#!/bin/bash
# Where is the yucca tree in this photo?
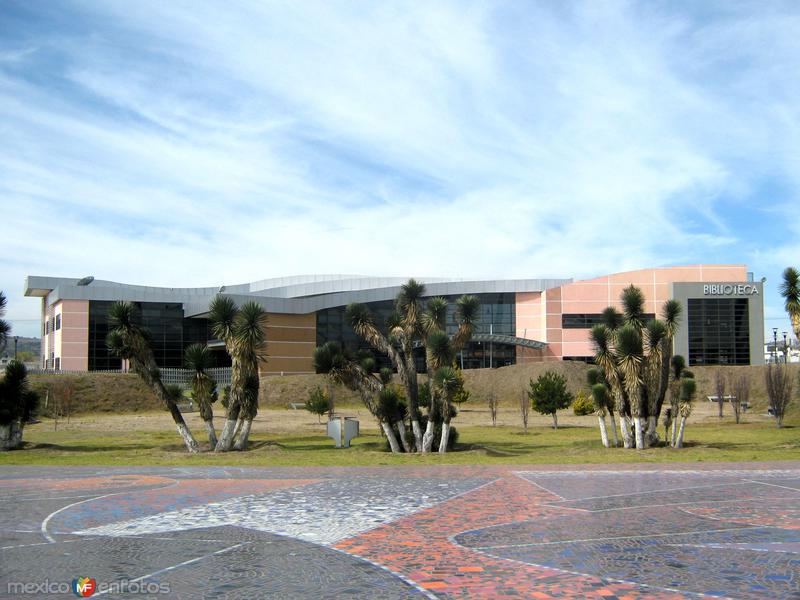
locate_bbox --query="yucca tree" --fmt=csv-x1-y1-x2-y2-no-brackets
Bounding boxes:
647,300,682,444
669,356,687,446
210,297,267,451
674,376,696,448
0,360,39,450
184,343,218,447
0,292,10,353
422,329,452,452
313,342,403,452
231,301,267,451
780,267,800,344
452,295,480,351
434,365,459,453
591,324,633,448
590,382,611,448
642,318,667,442
347,302,417,449
614,324,646,449
107,301,198,453
588,367,618,447
209,296,240,451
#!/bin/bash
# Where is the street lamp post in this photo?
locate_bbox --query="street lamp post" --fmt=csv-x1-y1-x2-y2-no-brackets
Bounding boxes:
772,328,778,363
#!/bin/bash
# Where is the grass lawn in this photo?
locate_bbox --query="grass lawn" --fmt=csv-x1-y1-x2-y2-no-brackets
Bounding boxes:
1,412,798,466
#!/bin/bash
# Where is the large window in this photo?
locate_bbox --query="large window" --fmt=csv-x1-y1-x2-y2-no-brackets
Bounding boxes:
316,293,516,371
562,313,655,329
88,302,226,370
687,298,750,365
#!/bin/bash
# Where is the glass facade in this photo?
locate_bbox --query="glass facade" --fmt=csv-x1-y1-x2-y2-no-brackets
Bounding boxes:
88,301,225,370
316,293,517,371
562,313,656,329
687,298,750,365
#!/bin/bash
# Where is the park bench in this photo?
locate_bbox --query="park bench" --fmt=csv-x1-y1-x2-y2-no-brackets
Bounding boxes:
177,401,196,413
288,402,305,410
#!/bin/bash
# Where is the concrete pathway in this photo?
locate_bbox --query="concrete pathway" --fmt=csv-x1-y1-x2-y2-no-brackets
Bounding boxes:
1,462,798,598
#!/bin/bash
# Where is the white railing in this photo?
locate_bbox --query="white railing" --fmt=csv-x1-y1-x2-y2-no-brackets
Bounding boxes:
27,367,232,388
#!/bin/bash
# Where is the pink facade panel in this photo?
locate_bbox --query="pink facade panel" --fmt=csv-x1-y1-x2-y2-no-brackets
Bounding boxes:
56,300,89,370
533,264,749,361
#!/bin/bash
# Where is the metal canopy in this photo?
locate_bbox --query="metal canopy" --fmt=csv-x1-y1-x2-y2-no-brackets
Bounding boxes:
471,333,547,349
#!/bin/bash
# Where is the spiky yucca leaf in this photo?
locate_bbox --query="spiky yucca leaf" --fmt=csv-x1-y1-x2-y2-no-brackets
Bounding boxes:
426,330,453,370
680,377,697,402
591,383,609,410
620,285,646,329
421,297,448,334
184,343,213,373
660,299,682,336
601,307,623,330
379,367,393,385
645,319,667,352
209,295,237,343
396,279,425,328
671,354,686,379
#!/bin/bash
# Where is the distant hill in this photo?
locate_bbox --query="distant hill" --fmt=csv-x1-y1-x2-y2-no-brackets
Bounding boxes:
1,336,40,359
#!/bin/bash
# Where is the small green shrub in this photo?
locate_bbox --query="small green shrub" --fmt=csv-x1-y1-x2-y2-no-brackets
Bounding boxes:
305,387,329,422
572,390,595,416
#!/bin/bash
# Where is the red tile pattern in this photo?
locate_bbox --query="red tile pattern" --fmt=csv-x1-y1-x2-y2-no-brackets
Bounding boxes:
335,475,683,599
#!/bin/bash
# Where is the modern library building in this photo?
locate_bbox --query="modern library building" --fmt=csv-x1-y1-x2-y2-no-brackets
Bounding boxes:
24,264,765,375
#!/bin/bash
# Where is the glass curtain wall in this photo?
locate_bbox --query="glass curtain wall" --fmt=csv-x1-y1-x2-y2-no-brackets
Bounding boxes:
316,293,516,371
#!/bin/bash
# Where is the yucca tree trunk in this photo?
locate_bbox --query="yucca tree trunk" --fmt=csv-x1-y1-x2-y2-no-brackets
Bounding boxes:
620,414,633,448
381,422,402,453
203,420,218,448
608,410,619,447
402,352,423,452
422,419,435,453
215,405,240,452
395,418,412,453
0,420,23,451
597,415,609,448
645,415,659,445
439,422,451,454
675,416,688,448
670,415,678,447
154,380,199,453
633,416,645,449
233,419,253,450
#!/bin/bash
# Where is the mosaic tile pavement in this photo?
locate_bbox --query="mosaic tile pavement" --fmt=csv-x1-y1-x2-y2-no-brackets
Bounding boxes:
0,463,798,598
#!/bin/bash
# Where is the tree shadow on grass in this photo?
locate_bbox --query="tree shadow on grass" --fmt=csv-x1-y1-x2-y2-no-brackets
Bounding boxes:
23,442,155,452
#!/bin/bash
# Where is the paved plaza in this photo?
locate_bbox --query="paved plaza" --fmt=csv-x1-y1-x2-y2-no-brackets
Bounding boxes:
1,463,798,599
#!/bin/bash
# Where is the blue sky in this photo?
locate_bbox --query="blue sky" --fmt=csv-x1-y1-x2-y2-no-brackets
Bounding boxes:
1,0,798,340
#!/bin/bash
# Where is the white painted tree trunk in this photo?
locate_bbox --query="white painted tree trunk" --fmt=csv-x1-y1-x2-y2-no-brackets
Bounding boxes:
676,416,687,448
411,419,423,452
609,413,619,447
204,420,218,447
176,422,199,453
233,419,253,451
439,423,451,454
396,419,411,453
634,417,644,449
552,413,558,429
215,418,238,452
421,419,435,453
620,415,632,448
597,416,609,448
381,422,401,453
670,415,678,447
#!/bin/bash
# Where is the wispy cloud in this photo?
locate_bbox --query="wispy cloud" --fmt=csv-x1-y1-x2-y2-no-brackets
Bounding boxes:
1,0,799,337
